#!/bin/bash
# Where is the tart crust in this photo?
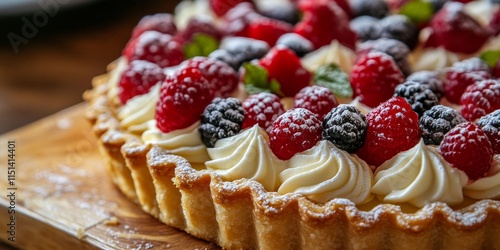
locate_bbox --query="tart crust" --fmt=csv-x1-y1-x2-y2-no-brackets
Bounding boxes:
84,63,500,250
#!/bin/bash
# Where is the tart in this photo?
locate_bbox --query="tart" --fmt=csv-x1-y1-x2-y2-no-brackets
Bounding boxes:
84,0,500,249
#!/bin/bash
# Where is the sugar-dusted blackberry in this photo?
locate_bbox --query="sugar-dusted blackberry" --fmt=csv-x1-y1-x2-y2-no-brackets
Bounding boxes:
350,16,382,42
395,81,439,117
419,105,466,145
220,37,270,68
379,14,419,50
477,110,500,154
357,38,411,76
322,105,367,153
350,0,389,19
452,58,491,73
209,49,240,71
260,3,300,25
406,70,444,100
199,97,245,147
276,33,314,57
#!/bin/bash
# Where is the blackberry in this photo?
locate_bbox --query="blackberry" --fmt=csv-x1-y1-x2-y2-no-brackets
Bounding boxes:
406,70,444,100
209,49,240,71
322,105,367,153
394,81,439,117
350,0,389,19
452,58,491,73
350,16,382,42
220,37,270,69
199,98,245,147
260,3,300,25
379,15,419,50
419,105,466,145
358,38,411,75
276,33,314,57
477,110,500,154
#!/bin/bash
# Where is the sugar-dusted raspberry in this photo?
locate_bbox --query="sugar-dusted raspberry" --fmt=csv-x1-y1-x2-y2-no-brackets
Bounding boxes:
350,16,382,42
406,70,443,100
350,0,389,18
155,68,214,133
460,79,500,121
443,69,491,104
394,81,439,117
221,2,262,37
242,92,284,131
124,31,184,68
440,122,493,180
269,108,322,160
199,98,245,147
248,18,294,46
131,13,177,39
181,57,239,97
178,17,223,44
419,105,466,145
477,110,500,154
350,51,405,108
210,0,254,17
452,58,491,73
357,38,411,76
276,33,314,57
293,86,339,119
322,105,367,153
356,97,421,167
118,60,166,104
379,15,419,50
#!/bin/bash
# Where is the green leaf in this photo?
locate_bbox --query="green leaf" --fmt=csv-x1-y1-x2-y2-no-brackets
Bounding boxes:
480,50,500,68
242,63,284,97
400,0,434,24
183,33,219,59
314,64,353,98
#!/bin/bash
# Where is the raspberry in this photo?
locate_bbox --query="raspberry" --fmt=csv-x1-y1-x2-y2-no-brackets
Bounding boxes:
181,57,239,97
242,92,284,131
419,105,466,145
220,36,270,69
460,79,500,121
350,51,405,108
406,70,443,100
269,108,322,160
357,38,411,76
221,2,262,37
210,0,254,17
124,31,184,68
293,86,339,119
356,97,421,167
477,110,500,154
259,46,312,97
155,68,214,133
440,122,493,180
199,98,245,147
178,17,223,43
276,33,314,57
452,58,491,73
248,18,294,46
394,81,439,117
350,0,389,18
350,16,382,42
494,60,500,79
131,13,177,39
322,105,367,153
118,60,166,104
443,69,491,104
379,14,419,50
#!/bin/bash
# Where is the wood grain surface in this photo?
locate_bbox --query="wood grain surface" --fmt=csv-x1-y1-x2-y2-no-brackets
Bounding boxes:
0,104,220,250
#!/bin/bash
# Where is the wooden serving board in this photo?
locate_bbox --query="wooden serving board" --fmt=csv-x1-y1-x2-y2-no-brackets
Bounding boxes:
0,103,220,250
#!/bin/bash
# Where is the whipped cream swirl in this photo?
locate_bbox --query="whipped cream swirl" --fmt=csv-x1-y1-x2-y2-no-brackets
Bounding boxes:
301,40,356,73
464,155,500,200
278,140,373,204
206,125,285,191
372,140,467,207
118,83,160,133
106,57,128,104
409,47,460,72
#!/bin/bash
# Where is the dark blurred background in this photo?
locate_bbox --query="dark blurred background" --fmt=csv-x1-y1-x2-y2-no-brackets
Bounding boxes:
0,0,180,134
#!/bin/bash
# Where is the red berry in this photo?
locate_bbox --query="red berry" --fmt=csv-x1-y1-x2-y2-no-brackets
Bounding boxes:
425,2,491,54
269,108,322,160
210,0,254,17
443,69,491,104
242,92,284,131
440,122,493,180
118,60,166,104
490,8,500,36
124,31,184,68
493,60,500,79
178,17,223,43
356,97,421,167
181,57,239,97
221,2,262,37
131,13,177,39
155,68,214,133
460,79,500,121
248,18,293,46
259,46,312,97
350,51,405,108
293,86,338,119
477,110,500,155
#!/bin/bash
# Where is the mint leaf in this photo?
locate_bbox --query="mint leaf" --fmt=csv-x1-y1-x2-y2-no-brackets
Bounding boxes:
314,64,352,98
480,50,500,68
400,0,434,24
243,63,284,96
184,33,219,59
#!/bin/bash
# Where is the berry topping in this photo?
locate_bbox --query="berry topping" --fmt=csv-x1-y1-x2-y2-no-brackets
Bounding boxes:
199,97,245,147
155,68,214,133
259,46,312,97
131,13,177,39
210,0,254,17
269,108,322,160
477,110,500,154
209,49,240,71
260,3,300,25
242,92,284,131
181,57,239,97
440,122,493,180
220,37,270,69
322,105,367,153
460,79,500,121
394,81,439,117
350,51,405,108
350,16,382,42
293,86,339,119
357,38,411,76
452,58,491,73
406,70,444,100
248,18,294,46
118,60,166,104
124,31,184,68
178,17,223,44
490,8,500,36
221,2,261,37
419,105,466,145
443,69,491,104
494,59,500,79
350,0,389,18
357,97,421,167
276,33,314,57
379,14,419,50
